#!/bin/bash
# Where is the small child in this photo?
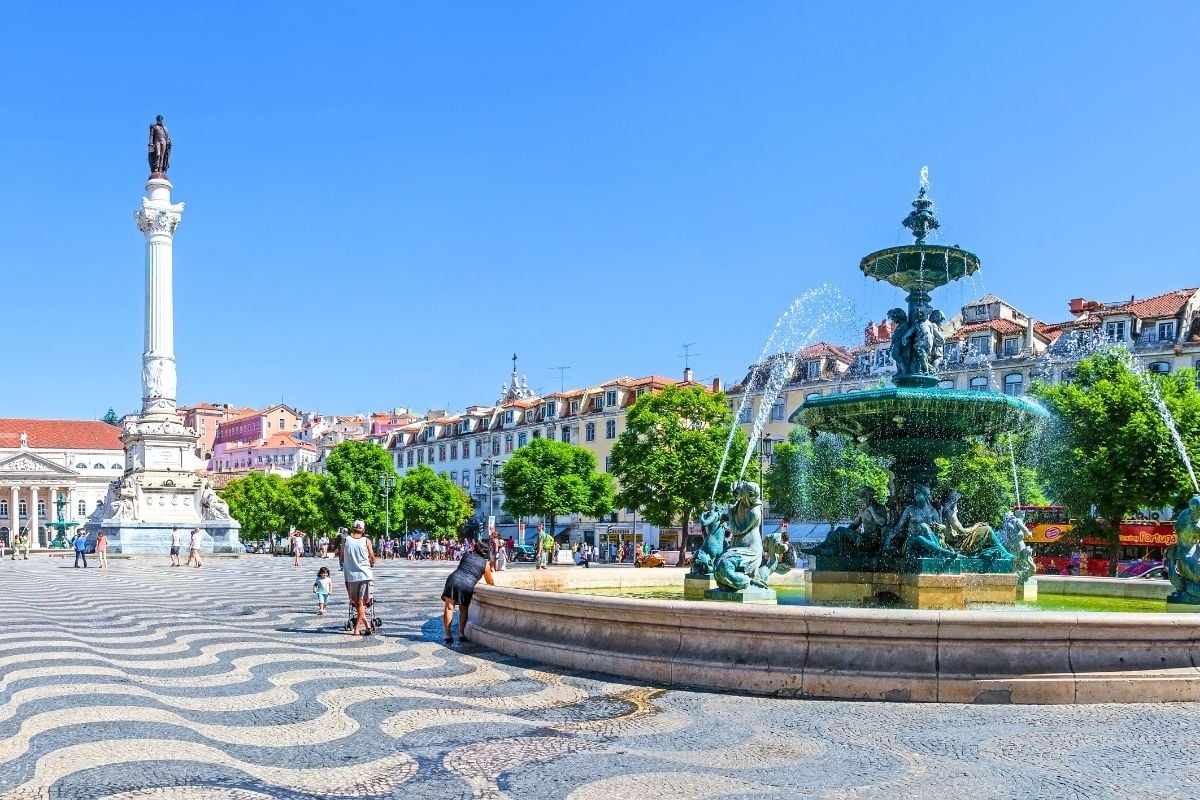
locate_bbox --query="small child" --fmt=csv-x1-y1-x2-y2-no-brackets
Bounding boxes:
312,566,332,615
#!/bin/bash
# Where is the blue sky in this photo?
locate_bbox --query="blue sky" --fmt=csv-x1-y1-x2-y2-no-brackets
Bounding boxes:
3,2,1197,419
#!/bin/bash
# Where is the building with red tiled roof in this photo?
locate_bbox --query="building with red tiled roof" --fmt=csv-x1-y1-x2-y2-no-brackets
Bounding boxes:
211,431,317,478
0,418,128,548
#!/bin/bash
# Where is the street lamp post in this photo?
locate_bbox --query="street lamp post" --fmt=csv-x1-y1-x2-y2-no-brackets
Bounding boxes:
478,458,497,535
379,473,396,542
758,434,777,517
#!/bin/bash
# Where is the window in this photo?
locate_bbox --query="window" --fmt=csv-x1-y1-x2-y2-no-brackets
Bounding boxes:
462,470,470,487
0,500,6,517
75,462,86,469
1003,338,1019,357
517,432,527,448
505,435,513,453
492,437,500,456
450,471,458,483
546,401,556,419
636,388,647,397
1158,321,1177,342
407,451,414,466
450,444,458,460
504,410,514,424
570,400,580,414
278,418,285,430
770,399,785,421
806,361,820,381
435,446,443,461
1003,373,1024,396
805,392,822,400
945,342,961,363
1106,320,1127,342
459,421,469,435
937,380,955,389
532,430,541,439
37,500,45,517
605,390,618,407
738,406,752,424
605,419,616,439
475,439,484,457
93,463,103,469
525,410,534,422
585,422,596,442
970,335,990,356
417,450,424,464
592,397,603,411
110,463,121,470
969,376,989,391
427,447,434,463
561,427,571,443
604,456,611,472
1148,361,1171,374
875,349,891,366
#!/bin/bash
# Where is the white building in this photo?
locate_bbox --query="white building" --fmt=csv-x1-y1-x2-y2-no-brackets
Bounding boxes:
0,419,125,547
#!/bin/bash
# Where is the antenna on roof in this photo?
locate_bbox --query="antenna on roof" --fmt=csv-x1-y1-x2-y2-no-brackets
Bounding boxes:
679,343,701,370
552,366,571,393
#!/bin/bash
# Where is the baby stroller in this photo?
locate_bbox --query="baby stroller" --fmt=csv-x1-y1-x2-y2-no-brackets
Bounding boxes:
344,581,383,635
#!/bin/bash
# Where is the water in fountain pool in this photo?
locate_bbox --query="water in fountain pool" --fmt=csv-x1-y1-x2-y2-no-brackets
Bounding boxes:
565,585,1167,613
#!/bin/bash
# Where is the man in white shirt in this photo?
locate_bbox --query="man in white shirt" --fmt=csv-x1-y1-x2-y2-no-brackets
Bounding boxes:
169,526,182,567
186,527,204,568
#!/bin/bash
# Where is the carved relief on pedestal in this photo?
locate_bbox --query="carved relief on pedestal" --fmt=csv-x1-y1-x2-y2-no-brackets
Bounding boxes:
142,355,178,411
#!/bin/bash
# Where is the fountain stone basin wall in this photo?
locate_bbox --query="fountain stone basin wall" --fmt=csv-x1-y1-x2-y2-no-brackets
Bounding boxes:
468,569,1200,704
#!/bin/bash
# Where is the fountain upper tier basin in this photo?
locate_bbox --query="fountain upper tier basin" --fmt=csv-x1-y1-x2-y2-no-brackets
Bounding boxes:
860,243,980,293
790,387,1049,458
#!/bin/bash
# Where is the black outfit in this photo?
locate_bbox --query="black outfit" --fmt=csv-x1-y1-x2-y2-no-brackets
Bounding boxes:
442,551,488,607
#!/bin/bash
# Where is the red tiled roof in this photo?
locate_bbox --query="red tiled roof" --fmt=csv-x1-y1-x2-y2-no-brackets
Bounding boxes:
261,432,316,451
798,343,853,363
0,419,123,450
1106,288,1198,319
950,319,1026,339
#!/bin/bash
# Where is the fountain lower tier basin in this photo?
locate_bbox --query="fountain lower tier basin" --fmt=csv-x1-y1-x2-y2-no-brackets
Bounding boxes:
790,387,1048,457
860,243,980,293
468,568,1200,704
807,569,1017,609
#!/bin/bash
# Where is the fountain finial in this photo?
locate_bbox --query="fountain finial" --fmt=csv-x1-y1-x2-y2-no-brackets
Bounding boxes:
902,169,939,244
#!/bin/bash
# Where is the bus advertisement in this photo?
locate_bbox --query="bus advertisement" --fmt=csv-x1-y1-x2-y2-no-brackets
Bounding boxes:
1016,505,1174,576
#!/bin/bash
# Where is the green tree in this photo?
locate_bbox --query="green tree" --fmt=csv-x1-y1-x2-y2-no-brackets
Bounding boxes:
220,472,287,540
498,438,615,537
936,438,1046,527
398,464,474,538
323,440,403,534
281,471,329,536
763,428,808,521
804,432,890,526
1032,351,1200,574
609,384,746,565
101,408,120,426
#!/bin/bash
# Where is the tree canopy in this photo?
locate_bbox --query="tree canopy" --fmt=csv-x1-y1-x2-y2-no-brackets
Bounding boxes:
398,464,474,538
101,408,120,426
322,441,403,534
219,471,287,539
766,429,889,526
1032,351,1200,572
498,438,614,530
936,438,1046,526
609,385,746,562
281,470,328,534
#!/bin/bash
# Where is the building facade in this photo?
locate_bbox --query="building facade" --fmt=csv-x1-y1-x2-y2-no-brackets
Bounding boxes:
0,419,125,547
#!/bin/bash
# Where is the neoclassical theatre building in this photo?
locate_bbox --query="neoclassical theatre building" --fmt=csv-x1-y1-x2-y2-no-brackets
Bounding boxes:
0,419,124,547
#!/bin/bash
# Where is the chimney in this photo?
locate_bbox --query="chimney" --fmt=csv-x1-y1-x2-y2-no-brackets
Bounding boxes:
711,377,723,394
1069,298,1086,315
1023,316,1035,351
683,366,693,383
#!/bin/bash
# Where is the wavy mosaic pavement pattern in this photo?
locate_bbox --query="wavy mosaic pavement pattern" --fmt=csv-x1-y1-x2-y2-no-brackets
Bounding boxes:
0,558,1197,799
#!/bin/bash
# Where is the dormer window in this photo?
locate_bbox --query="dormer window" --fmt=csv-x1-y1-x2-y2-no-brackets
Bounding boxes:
605,390,618,407
806,361,820,381
1105,321,1126,342
545,401,556,419
970,335,991,356
504,410,514,424
1003,338,1019,357
570,400,580,414
1158,321,1177,342
592,397,603,411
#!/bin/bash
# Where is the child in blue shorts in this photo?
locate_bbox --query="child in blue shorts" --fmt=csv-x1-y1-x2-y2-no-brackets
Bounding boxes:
313,566,332,615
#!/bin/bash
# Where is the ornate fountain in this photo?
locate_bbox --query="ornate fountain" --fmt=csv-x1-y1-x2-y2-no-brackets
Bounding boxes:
789,177,1047,608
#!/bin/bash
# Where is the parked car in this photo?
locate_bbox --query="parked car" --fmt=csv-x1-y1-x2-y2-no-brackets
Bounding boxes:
1118,560,1163,579
512,544,537,562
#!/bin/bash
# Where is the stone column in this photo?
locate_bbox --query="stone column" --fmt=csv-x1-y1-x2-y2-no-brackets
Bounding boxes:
8,486,16,544
49,487,58,542
134,179,184,417
29,488,39,549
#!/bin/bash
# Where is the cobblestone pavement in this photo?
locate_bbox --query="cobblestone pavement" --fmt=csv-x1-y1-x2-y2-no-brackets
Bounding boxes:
0,556,1197,799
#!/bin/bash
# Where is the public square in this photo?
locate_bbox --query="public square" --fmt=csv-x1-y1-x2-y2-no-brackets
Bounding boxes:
0,555,1194,800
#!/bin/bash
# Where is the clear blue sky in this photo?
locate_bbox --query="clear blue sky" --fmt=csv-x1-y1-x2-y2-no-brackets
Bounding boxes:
3,2,1197,419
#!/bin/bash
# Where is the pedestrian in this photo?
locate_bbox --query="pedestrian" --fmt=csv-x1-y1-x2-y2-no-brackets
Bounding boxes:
14,528,29,560
72,529,88,568
574,544,590,568
336,527,348,571
169,526,182,567
383,537,394,560
96,530,109,569
291,530,305,567
186,527,204,568
343,520,376,636
317,534,329,558
536,523,555,569
440,537,495,644
312,565,332,615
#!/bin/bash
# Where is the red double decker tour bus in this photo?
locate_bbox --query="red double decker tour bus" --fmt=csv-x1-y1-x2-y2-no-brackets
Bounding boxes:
1016,504,1174,576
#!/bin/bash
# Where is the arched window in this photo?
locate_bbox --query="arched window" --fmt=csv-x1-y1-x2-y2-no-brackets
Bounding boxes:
75,463,86,469
806,392,822,400
78,500,86,516
969,376,989,391
111,464,121,470
0,500,7,517
1003,373,1024,396
1148,361,1171,374
93,463,104,469
937,380,955,390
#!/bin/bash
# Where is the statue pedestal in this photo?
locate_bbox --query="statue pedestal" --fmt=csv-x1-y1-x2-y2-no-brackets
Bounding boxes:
1166,601,1200,613
684,576,717,598
702,587,777,604
99,521,241,555
1017,578,1038,602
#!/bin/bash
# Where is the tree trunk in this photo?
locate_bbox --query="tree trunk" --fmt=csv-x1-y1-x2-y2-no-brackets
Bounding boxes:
677,509,691,567
1107,526,1121,577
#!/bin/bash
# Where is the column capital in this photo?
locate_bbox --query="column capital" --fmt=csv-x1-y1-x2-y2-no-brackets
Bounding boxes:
135,196,184,237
